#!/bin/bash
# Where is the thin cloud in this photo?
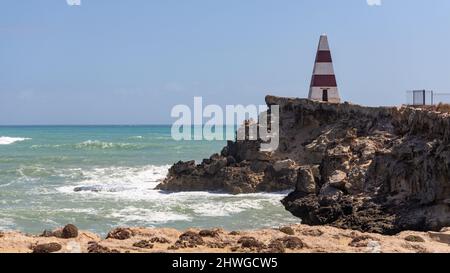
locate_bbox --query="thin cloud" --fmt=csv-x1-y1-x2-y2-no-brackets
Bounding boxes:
66,0,81,6
367,0,382,6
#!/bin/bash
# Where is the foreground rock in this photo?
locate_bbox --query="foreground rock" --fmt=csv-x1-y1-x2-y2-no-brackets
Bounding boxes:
158,96,450,234
0,224,448,253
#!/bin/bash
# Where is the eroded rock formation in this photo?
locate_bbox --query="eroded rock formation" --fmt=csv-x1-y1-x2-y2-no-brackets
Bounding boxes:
157,96,450,234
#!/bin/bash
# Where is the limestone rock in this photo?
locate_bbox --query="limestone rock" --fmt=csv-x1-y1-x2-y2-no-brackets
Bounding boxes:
273,159,296,172
106,228,134,240
296,166,316,194
158,95,450,234
170,160,196,175
32,243,62,253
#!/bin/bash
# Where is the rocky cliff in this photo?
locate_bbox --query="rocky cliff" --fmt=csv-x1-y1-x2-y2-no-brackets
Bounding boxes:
157,96,450,234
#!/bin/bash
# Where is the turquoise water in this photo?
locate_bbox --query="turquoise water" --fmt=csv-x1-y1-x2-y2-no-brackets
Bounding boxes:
0,126,298,235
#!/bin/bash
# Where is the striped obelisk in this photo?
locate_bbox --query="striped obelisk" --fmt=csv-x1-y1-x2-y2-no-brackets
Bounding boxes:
308,34,341,103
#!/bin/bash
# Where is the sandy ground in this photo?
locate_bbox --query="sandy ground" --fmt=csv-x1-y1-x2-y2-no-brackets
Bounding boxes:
0,224,449,253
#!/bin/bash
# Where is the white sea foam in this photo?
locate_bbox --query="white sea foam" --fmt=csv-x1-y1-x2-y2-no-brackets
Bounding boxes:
57,208,98,214
128,136,144,139
0,136,31,145
75,140,137,150
190,199,266,217
56,165,170,198
53,164,293,226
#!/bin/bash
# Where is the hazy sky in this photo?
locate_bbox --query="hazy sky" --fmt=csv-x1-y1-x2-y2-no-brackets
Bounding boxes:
1,0,450,125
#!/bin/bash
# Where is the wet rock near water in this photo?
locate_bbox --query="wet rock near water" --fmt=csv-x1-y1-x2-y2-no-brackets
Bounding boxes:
62,224,78,239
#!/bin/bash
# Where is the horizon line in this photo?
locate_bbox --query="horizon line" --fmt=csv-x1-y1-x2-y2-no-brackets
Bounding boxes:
0,124,239,127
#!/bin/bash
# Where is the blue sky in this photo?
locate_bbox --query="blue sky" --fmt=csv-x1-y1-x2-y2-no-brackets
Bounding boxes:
1,0,450,125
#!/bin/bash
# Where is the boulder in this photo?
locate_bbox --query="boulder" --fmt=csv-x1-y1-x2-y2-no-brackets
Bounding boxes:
62,224,78,239
175,231,204,247
296,167,316,194
32,243,62,253
106,228,134,240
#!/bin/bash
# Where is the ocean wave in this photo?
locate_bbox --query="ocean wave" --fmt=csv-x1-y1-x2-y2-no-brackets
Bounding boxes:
52,164,295,225
128,136,144,140
190,199,267,217
56,165,170,197
74,140,139,150
30,140,171,150
108,207,191,225
0,136,31,145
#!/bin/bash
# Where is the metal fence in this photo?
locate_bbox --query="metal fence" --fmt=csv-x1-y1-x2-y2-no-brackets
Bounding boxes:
406,90,450,106
406,90,434,106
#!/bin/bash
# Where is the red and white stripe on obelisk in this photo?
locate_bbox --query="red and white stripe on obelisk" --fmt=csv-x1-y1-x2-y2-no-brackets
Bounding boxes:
308,34,341,103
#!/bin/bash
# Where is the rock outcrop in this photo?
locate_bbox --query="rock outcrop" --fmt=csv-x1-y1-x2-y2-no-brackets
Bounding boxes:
157,147,299,194
271,96,450,234
158,95,450,234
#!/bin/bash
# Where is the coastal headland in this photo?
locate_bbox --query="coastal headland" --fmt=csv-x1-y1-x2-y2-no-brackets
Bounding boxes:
1,96,450,253
159,95,450,235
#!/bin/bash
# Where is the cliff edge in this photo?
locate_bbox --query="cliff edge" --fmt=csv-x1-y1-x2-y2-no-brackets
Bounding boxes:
157,96,450,234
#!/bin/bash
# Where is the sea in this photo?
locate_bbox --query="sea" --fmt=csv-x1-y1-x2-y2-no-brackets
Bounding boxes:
0,126,299,235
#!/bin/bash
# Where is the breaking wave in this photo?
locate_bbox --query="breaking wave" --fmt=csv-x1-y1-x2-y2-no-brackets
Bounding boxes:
31,140,161,150
74,140,139,150
0,136,31,145
54,164,292,226
56,165,170,197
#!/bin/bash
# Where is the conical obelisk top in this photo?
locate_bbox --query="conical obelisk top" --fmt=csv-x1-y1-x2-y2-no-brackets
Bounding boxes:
308,34,341,103
318,34,330,51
